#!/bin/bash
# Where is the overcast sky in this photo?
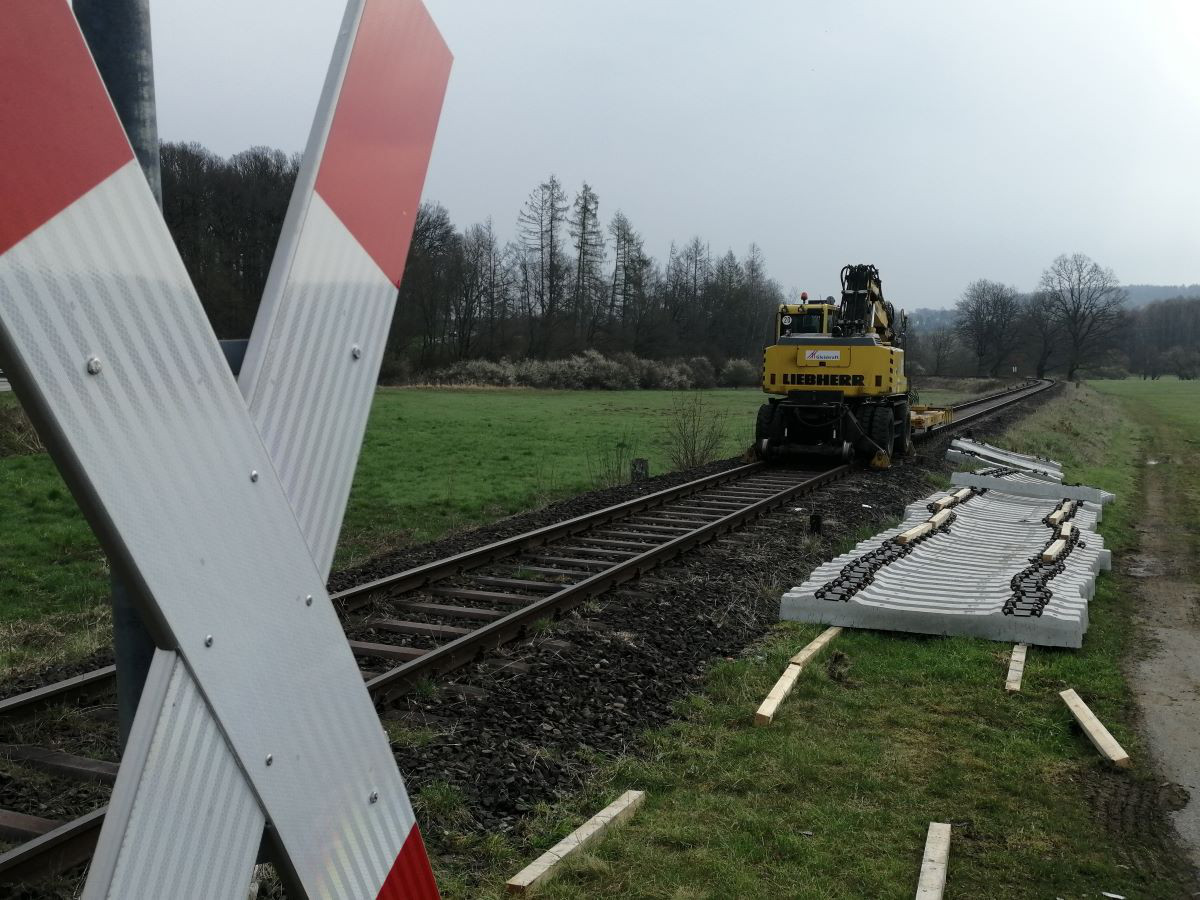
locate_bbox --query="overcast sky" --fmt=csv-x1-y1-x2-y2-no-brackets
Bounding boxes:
151,0,1200,307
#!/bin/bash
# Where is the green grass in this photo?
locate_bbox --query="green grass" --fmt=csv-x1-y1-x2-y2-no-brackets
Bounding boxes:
440,384,1196,898
0,388,762,672
337,387,762,566
1090,377,1200,539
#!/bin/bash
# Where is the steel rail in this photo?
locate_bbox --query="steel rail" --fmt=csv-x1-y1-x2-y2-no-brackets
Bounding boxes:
330,461,768,608
364,464,851,699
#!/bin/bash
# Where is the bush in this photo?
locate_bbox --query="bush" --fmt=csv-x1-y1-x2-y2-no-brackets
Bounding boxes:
428,358,516,386
719,358,758,388
568,349,638,390
0,400,45,457
417,352,744,390
378,351,411,385
684,356,717,389
665,393,728,470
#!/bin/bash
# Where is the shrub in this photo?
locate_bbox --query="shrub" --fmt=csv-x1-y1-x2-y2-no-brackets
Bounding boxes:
568,349,638,390
666,393,728,470
684,356,717,389
428,358,515,386
0,400,45,457
719,358,758,388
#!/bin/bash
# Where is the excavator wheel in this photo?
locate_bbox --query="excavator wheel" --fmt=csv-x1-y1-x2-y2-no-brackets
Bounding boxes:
893,401,913,457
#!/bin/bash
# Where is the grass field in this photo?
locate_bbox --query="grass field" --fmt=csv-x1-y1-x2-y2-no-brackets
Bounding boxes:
448,381,1200,898
0,388,762,672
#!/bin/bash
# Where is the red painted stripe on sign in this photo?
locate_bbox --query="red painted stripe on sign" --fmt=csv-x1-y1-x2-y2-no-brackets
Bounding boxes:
375,825,439,899
0,0,134,257
315,0,451,286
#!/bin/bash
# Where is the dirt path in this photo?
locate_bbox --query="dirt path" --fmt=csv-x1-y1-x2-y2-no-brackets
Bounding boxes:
1128,456,1200,871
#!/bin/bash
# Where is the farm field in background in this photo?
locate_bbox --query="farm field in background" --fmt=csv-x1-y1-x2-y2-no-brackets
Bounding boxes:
338,387,762,565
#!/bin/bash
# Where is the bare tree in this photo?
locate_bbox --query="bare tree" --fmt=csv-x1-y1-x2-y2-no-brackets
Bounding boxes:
954,279,1023,375
1019,292,1060,378
1038,253,1127,380
927,328,956,376
568,182,606,345
517,175,569,356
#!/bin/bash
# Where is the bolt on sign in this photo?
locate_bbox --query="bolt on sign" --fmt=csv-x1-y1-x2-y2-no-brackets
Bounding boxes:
0,2,450,898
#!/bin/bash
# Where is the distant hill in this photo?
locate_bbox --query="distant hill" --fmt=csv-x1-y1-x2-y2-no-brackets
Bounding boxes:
1122,284,1200,307
907,308,956,330
909,286,1200,323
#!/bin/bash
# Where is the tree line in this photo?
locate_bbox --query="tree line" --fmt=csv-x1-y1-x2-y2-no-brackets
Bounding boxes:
907,253,1200,381
160,142,783,381
160,142,1197,384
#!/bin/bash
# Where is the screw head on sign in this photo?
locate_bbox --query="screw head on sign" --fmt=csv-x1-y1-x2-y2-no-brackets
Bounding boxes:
204,635,213,647
250,470,259,483
351,345,362,360
369,791,379,804
305,595,313,606
265,754,273,766
85,357,102,375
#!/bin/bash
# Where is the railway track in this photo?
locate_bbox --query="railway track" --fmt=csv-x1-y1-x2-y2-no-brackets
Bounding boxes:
0,378,1054,885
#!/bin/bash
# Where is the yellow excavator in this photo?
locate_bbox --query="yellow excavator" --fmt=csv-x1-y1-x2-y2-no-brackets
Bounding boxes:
756,264,917,468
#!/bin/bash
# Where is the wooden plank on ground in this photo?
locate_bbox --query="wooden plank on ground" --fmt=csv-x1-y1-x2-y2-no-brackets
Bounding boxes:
506,790,644,894
931,495,954,511
1059,522,1073,539
952,487,973,502
754,627,842,726
789,626,843,667
915,821,951,899
1060,688,1131,768
1005,643,1027,693
1042,539,1066,563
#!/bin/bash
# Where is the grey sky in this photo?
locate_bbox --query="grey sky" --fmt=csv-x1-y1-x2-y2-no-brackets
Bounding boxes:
151,0,1200,307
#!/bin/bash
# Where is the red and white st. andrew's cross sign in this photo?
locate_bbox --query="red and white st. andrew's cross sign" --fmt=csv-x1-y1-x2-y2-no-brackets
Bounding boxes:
0,2,450,897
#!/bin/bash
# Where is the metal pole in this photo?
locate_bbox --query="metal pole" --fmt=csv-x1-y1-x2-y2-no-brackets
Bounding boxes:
74,0,162,207
73,0,162,746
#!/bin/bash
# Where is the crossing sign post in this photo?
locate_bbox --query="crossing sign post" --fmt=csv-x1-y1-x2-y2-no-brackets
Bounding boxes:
0,1,450,896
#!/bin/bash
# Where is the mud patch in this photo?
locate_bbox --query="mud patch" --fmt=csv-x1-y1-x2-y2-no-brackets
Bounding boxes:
1083,771,1194,882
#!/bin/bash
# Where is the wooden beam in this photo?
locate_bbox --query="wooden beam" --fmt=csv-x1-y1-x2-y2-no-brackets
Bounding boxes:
0,809,62,841
754,627,842,726
789,626,843,667
1041,539,1066,563
394,600,504,622
506,790,645,894
0,744,118,784
1059,522,1073,539
371,619,471,639
1005,643,1027,693
347,641,426,662
952,487,973,502
931,495,954,511
896,522,933,545
915,822,951,899
1059,689,1131,768
928,508,952,529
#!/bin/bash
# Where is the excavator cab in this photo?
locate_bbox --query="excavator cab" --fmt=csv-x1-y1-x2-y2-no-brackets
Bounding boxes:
777,304,834,339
